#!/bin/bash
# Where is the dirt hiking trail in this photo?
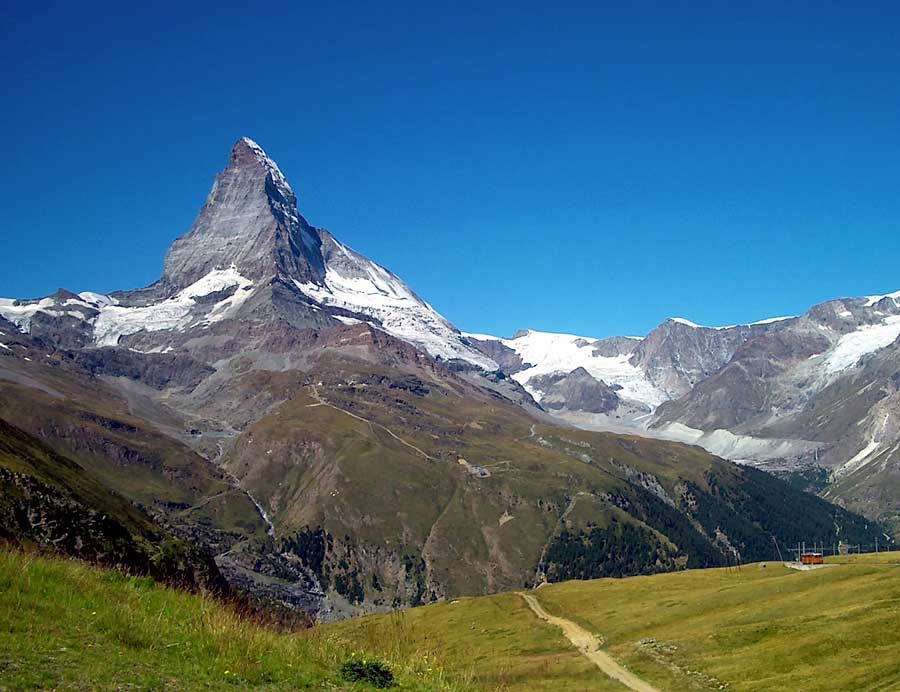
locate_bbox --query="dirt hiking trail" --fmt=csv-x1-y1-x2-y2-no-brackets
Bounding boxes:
518,591,660,692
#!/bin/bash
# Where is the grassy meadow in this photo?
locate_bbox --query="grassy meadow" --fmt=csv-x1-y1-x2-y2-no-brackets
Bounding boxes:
0,548,453,691
4,547,900,690
328,552,900,691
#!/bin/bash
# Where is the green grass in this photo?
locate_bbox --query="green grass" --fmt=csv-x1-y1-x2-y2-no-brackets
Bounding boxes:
0,548,455,691
327,593,610,691
7,547,900,691
328,553,900,691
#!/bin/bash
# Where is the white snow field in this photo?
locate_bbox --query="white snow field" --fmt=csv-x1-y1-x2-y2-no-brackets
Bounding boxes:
464,329,667,409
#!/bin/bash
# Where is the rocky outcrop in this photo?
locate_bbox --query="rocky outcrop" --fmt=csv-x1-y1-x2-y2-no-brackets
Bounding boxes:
629,320,772,398
592,336,639,358
465,335,530,374
529,367,621,413
653,326,835,431
71,347,215,390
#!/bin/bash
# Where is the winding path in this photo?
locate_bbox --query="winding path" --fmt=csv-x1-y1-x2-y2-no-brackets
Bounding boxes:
517,592,660,692
308,387,435,461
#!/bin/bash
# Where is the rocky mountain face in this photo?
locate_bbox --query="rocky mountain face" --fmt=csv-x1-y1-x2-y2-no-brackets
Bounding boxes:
0,137,892,620
528,367,621,413
162,137,326,292
471,295,900,530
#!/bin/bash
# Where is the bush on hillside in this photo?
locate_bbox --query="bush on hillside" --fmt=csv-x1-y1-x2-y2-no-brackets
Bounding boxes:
340,658,395,688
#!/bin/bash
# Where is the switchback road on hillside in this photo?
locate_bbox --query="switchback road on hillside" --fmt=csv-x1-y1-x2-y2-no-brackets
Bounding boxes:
517,592,660,692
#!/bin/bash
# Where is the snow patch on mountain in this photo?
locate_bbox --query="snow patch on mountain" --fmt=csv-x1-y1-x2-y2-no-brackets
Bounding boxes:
93,266,254,346
78,292,118,307
836,440,882,478
823,315,900,373
865,289,900,307
669,315,795,330
0,297,58,332
295,236,496,370
483,329,668,408
750,315,796,325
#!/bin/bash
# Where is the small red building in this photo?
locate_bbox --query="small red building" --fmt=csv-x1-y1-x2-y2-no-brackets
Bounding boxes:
801,552,824,565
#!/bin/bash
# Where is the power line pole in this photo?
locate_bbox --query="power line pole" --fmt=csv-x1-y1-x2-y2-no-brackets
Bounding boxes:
773,536,785,562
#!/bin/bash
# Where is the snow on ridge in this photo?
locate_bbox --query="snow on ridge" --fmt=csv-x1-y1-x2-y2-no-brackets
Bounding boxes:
669,317,740,330
464,329,644,343
508,327,604,343
865,289,900,307
750,315,796,325
238,137,292,195
670,317,706,328
669,314,797,330
93,266,254,346
461,331,501,342
294,240,496,370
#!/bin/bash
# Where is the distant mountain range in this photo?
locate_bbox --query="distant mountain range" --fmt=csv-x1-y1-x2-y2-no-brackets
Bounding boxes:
0,138,892,619
465,289,900,528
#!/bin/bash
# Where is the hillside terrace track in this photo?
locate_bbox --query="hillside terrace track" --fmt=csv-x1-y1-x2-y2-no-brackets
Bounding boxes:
518,591,660,692
308,387,436,461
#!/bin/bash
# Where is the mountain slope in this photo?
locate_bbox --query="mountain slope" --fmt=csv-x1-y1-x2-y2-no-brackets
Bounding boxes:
0,548,454,691
218,351,882,617
0,419,225,590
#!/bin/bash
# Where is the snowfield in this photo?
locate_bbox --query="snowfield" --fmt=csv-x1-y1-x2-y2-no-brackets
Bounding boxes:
865,290,900,307
0,266,255,348
822,314,900,373
0,297,68,332
93,266,254,346
466,329,669,409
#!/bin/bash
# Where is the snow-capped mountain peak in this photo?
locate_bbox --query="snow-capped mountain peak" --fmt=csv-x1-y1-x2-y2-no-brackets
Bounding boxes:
0,138,494,370
232,136,293,196
161,137,325,293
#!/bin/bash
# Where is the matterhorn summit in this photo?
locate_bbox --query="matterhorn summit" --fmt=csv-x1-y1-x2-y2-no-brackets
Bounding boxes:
0,138,495,368
162,137,326,292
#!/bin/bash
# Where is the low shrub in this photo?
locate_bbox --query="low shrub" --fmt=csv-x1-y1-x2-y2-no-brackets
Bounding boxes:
340,657,395,688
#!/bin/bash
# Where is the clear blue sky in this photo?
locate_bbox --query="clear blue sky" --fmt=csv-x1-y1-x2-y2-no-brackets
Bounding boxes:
3,2,900,338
